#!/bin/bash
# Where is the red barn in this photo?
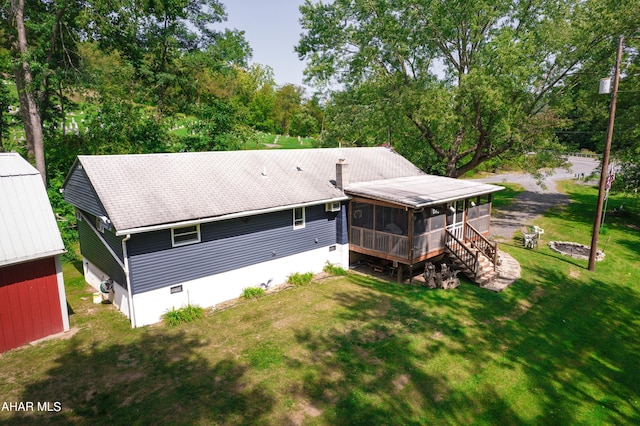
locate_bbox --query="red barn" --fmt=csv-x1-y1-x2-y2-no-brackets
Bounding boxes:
0,153,69,353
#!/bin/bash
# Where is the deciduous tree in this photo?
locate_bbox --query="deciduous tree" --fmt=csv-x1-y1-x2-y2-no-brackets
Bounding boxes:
6,0,46,181
274,84,303,135
85,0,250,116
2,0,84,182
297,0,639,176
0,80,16,152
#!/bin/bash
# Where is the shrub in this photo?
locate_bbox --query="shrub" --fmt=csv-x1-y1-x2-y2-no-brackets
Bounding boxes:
242,287,266,299
47,173,79,262
162,304,204,326
287,272,314,286
323,261,347,276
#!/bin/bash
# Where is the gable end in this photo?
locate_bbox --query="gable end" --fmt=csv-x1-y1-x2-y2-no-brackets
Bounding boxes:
63,162,108,219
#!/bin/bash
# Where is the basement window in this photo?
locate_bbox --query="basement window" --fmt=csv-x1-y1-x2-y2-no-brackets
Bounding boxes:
293,207,305,229
172,224,201,247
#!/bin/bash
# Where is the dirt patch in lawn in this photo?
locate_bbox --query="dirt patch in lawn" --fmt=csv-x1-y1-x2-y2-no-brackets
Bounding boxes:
290,401,323,425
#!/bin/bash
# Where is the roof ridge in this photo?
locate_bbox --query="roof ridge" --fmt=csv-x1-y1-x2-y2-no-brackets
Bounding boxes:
67,146,423,231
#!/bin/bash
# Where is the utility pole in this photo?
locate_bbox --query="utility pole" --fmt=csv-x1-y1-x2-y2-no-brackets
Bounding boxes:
588,36,624,271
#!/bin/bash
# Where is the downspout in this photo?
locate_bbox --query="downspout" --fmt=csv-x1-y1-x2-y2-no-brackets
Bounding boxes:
337,159,350,269
122,234,136,328
408,208,414,284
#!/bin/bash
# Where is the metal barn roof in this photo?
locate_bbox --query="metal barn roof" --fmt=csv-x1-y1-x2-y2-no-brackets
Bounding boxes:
0,153,65,267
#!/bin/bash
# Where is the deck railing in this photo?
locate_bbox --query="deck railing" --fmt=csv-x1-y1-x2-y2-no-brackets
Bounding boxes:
351,227,409,258
412,230,445,258
445,229,479,276
464,223,498,269
350,211,496,269
466,215,490,234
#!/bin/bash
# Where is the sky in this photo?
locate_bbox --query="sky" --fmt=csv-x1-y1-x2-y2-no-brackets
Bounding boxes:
219,0,308,88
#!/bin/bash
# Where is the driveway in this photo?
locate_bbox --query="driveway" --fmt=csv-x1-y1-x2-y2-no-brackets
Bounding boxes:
472,156,600,240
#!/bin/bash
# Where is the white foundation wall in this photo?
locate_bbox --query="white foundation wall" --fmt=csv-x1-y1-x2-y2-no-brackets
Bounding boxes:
132,243,349,327
82,257,131,319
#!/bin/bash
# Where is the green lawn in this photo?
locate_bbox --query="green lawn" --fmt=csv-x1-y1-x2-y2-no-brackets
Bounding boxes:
243,132,317,150
490,182,525,210
1,183,639,425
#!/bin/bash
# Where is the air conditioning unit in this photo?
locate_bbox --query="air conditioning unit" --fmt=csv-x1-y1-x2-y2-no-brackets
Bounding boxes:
325,201,341,212
96,215,112,233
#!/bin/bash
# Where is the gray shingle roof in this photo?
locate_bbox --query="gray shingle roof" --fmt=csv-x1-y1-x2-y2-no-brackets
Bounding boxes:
74,147,424,232
0,153,65,267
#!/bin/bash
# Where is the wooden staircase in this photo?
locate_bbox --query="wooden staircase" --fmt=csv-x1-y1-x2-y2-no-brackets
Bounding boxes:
444,224,499,286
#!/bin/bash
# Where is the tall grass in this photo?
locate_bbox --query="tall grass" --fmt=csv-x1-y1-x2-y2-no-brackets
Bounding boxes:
323,261,347,276
287,271,314,286
242,287,266,299
162,304,204,326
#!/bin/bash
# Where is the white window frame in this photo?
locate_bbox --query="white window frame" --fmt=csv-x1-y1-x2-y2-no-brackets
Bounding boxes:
293,207,305,230
171,224,201,247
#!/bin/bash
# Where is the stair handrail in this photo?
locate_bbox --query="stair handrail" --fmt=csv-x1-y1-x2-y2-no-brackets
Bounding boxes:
445,229,479,275
464,223,498,270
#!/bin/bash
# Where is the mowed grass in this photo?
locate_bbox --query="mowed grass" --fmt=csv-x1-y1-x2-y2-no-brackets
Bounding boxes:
1,184,639,425
243,132,317,150
490,182,525,210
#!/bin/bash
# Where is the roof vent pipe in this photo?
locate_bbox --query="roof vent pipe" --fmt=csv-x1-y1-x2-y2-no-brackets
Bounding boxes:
336,159,349,190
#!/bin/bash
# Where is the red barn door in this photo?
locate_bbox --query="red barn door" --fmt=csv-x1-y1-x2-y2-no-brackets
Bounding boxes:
0,257,64,353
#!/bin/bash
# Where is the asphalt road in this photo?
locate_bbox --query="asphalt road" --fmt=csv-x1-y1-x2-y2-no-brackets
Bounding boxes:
472,156,601,240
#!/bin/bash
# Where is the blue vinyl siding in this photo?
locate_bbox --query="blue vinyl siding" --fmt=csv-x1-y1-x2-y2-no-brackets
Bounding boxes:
127,205,336,295
63,164,107,218
83,212,124,260
336,203,348,244
78,218,126,287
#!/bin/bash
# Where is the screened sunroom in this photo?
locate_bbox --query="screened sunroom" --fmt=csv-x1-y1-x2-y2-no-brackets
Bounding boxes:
345,175,502,268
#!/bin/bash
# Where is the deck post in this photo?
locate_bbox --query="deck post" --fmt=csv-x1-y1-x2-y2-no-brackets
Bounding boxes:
408,209,414,284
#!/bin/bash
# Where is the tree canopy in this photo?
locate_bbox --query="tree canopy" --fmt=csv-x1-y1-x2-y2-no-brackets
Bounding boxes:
1,0,323,183
2,0,639,194
297,0,640,177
